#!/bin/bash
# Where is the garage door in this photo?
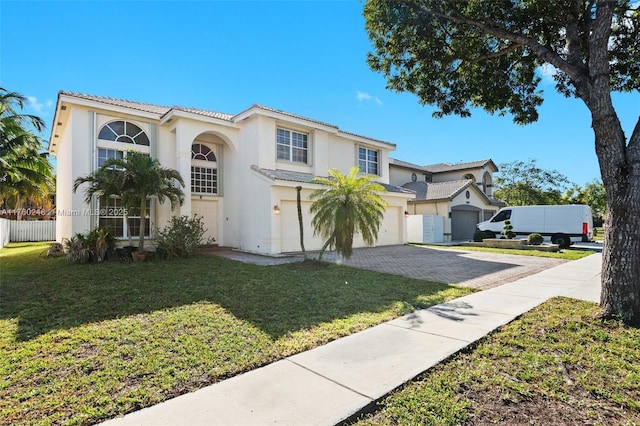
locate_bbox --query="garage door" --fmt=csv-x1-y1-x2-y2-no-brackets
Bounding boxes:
191,199,218,244
280,200,318,252
376,206,402,246
451,208,479,241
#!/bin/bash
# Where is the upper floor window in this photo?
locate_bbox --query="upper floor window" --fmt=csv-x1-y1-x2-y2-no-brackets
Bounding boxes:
358,147,379,175
192,143,217,161
191,143,218,195
277,128,308,163
97,148,124,168
98,120,150,146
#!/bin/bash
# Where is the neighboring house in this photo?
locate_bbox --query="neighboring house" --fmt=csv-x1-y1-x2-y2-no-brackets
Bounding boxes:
389,158,505,241
49,91,414,255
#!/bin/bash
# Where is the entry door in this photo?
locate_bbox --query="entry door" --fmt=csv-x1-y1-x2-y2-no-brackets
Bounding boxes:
191,199,218,244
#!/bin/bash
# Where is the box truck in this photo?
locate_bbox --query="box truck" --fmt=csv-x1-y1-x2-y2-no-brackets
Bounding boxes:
476,205,593,248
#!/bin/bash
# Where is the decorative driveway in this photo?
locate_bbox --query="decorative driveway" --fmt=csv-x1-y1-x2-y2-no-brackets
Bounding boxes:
211,245,569,290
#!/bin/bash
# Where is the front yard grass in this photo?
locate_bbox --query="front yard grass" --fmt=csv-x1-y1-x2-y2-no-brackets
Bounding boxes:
416,244,594,260
356,297,640,426
0,242,472,425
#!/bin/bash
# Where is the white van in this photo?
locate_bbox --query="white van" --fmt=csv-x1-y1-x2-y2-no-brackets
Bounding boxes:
476,205,593,248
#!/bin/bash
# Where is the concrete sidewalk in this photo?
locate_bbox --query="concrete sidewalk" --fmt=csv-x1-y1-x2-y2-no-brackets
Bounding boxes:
101,253,602,426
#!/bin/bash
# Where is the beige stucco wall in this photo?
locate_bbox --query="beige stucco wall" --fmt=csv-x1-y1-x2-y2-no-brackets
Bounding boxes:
389,166,429,187
53,99,406,254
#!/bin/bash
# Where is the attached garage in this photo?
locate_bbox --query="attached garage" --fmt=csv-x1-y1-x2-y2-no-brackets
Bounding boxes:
279,200,316,253
376,206,403,246
451,206,481,241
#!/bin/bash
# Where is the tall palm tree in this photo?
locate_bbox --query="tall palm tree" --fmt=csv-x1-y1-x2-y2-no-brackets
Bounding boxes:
310,167,387,260
73,150,185,251
0,88,54,213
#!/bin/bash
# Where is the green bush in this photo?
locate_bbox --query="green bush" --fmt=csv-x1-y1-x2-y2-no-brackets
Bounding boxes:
527,233,544,245
502,219,516,239
85,227,116,261
473,230,490,242
63,233,92,264
155,215,208,259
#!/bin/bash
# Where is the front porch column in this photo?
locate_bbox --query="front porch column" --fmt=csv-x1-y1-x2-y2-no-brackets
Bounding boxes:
175,125,192,217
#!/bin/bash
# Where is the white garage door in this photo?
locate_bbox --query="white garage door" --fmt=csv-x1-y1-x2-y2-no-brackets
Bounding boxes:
191,199,218,244
281,202,403,252
376,206,402,246
280,200,318,253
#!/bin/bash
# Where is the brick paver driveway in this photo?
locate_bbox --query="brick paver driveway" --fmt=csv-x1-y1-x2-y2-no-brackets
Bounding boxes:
213,245,568,290
318,245,567,290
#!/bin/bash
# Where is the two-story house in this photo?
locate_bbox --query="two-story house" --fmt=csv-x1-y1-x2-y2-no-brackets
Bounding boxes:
49,91,414,255
389,158,505,241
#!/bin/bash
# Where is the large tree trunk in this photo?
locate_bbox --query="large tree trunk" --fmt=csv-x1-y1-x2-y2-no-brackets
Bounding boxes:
595,115,640,326
582,1,640,326
588,79,640,325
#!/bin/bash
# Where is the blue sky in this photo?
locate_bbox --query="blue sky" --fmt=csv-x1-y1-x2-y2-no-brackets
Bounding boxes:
1,0,637,187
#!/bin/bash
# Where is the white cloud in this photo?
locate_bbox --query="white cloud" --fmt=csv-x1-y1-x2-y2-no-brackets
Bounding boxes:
539,63,558,83
356,91,383,106
26,96,54,114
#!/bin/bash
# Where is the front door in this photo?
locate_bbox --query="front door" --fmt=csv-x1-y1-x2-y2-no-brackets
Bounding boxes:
191,198,218,245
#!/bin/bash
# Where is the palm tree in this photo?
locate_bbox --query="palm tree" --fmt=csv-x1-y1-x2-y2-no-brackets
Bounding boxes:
0,88,54,213
310,167,387,260
73,150,185,252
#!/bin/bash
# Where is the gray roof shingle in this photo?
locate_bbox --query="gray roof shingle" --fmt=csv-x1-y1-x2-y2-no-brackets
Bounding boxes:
402,179,473,200
423,159,496,173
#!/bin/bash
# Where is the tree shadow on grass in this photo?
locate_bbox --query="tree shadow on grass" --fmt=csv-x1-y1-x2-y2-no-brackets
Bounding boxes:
0,245,524,342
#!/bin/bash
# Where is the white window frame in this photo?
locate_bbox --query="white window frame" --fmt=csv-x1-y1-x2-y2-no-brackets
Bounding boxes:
276,128,309,164
358,146,379,175
191,143,219,195
98,197,152,240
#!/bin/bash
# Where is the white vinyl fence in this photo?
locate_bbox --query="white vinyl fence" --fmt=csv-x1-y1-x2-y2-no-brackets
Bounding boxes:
0,220,56,248
0,218,9,249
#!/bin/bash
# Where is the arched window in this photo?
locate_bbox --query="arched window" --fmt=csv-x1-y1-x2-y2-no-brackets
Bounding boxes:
191,144,218,195
192,144,217,161
463,173,476,181
482,172,493,196
98,120,150,146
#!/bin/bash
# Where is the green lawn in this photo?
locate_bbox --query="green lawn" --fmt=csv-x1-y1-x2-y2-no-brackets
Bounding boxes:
357,297,640,425
0,242,472,425
416,243,595,260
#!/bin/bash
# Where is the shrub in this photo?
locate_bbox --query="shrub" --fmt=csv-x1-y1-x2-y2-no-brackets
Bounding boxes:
501,219,516,239
156,215,208,259
63,233,92,264
85,227,116,261
473,230,490,242
527,233,544,245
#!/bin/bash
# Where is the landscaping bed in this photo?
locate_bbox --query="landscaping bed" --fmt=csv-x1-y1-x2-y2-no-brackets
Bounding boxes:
461,239,560,252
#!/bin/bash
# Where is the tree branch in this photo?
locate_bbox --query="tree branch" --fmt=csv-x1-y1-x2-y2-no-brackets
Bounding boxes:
397,0,589,88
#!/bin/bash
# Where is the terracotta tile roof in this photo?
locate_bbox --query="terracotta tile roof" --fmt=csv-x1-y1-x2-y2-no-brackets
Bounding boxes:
59,91,237,121
57,92,392,145
241,104,338,129
240,105,395,147
251,166,414,194
59,91,172,115
172,106,234,121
